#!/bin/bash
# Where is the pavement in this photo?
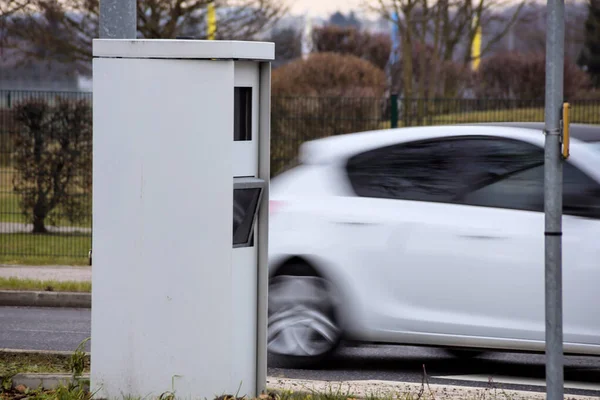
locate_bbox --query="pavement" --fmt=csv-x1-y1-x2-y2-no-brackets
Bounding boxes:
266,377,600,400
0,264,91,282
0,306,90,351
0,222,91,234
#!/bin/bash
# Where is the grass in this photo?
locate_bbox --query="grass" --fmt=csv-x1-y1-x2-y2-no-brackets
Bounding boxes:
0,351,89,376
0,277,91,292
0,167,90,266
1,340,91,400
0,233,90,266
0,192,25,225
0,167,92,228
379,103,600,129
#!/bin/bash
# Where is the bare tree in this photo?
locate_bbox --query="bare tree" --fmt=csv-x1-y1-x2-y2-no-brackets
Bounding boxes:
578,0,600,86
495,1,587,63
458,0,527,65
364,0,526,97
0,0,29,20
0,0,30,46
268,26,302,68
5,0,287,75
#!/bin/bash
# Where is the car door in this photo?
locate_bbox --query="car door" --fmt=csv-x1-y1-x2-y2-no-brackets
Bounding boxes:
338,134,600,348
454,159,600,347
340,135,546,343
556,159,600,348
395,136,600,346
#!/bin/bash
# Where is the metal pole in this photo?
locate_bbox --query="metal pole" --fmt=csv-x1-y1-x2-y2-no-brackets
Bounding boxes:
100,0,137,39
391,94,398,129
544,0,565,397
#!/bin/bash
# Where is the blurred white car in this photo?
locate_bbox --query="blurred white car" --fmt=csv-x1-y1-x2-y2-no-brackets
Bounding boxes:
267,122,600,367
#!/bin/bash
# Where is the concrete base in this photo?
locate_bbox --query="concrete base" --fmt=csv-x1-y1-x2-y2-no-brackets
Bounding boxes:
11,373,90,391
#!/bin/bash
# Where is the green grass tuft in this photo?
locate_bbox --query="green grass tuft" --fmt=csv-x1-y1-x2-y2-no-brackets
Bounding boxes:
0,277,91,292
0,233,90,266
0,352,89,376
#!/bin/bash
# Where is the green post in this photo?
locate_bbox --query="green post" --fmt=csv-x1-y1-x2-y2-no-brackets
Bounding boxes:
390,93,398,128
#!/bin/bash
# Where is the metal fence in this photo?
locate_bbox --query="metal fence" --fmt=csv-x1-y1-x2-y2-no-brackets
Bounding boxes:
0,90,93,265
2,90,600,264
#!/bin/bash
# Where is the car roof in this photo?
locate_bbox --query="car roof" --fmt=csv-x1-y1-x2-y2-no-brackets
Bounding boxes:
473,122,600,142
298,123,600,165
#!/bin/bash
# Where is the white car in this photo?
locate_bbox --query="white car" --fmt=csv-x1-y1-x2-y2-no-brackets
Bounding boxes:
266,122,600,367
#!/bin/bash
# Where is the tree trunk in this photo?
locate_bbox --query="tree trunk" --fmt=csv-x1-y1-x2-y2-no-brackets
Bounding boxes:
401,30,414,126
32,214,48,233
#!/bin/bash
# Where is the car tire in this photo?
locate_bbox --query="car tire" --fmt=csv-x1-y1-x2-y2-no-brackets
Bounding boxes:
267,262,342,368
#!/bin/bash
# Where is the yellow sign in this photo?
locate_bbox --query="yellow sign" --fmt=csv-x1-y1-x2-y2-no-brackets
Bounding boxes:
471,24,482,71
562,102,570,159
207,2,216,40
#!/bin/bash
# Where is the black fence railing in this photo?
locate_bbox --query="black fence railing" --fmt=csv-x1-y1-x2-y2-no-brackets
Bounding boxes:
2,90,600,264
0,90,93,265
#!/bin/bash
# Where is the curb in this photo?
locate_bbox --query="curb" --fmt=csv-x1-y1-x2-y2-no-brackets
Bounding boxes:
0,290,91,308
11,373,90,391
0,348,79,356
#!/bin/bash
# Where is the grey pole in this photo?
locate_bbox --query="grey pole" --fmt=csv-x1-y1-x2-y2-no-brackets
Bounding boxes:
544,0,565,397
99,0,137,39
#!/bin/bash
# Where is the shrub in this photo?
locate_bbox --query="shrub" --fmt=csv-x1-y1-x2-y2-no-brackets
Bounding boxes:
0,109,18,167
12,98,92,233
475,51,592,99
272,52,387,97
312,25,392,70
271,52,387,175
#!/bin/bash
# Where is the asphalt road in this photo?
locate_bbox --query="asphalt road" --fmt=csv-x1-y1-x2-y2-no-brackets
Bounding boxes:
1,307,599,397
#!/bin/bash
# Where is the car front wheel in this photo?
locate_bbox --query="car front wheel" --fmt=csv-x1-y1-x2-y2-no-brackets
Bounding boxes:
267,270,341,367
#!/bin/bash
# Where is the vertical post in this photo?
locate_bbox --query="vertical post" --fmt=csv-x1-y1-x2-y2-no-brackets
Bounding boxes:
207,1,217,40
255,61,271,396
99,0,137,39
301,15,313,60
544,0,565,398
390,94,398,129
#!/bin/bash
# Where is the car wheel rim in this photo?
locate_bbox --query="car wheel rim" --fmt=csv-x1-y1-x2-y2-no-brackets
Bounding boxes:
268,275,340,357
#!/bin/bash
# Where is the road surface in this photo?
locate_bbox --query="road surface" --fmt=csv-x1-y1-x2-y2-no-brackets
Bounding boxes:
1,306,599,397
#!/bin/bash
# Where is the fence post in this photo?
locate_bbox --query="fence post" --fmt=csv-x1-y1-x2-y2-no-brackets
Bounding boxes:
7,91,11,109
390,93,398,128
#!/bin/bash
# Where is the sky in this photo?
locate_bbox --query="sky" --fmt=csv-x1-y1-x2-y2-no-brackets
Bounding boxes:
289,0,364,17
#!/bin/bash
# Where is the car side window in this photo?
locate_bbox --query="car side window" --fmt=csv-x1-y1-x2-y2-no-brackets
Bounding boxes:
462,161,600,218
346,134,600,217
345,136,538,203
461,165,544,212
345,138,474,202
562,165,600,218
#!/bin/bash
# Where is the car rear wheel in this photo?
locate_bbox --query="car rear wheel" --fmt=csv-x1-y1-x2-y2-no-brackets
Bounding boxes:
267,265,341,367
